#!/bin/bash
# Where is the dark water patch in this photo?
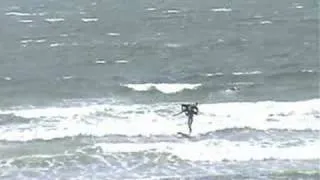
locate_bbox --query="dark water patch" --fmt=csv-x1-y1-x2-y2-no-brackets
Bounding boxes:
272,170,320,180
198,127,320,143
266,70,318,85
0,114,39,125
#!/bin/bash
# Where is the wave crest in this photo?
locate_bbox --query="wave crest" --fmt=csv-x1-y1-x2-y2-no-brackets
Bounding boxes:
0,99,319,142
123,83,202,94
95,139,320,162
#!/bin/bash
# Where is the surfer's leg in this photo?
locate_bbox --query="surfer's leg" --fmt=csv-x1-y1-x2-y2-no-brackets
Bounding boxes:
187,115,193,134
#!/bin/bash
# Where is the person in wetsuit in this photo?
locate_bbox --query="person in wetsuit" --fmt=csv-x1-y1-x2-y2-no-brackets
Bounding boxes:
174,102,199,134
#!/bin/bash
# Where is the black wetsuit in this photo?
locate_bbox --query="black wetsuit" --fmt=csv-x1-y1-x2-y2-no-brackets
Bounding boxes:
181,103,199,134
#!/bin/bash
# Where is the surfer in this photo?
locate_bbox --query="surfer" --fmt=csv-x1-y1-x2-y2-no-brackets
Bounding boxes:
174,102,199,134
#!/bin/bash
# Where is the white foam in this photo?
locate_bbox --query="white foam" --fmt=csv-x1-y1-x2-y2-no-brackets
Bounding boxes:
2,77,12,81
38,12,47,16
95,60,106,64
95,140,320,162
254,15,263,19
62,76,73,80
240,38,248,42
198,99,320,131
0,108,178,141
45,18,65,23
20,39,33,44
217,39,224,43
146,8,156,11
81,18,98,22
224,87,240,94
50,43,64,47
293,3,304,9
19,19,33,23
115,60,128,64
210,8,232,12
0,104,106,119
164,10,180,14
0,99,319,141
260,20,272,24
35,39,47,43
165,43,181,48
60,34,69,37
204,72,224,77
123,83,202,94
301,69,314,73
107,33,120,37
5,12,31,16
232,71,262,75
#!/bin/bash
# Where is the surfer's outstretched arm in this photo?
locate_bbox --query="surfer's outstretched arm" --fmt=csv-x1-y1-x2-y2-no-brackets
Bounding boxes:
173,111,183,116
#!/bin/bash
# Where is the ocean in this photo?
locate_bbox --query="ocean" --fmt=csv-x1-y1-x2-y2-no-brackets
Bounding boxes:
0,0,319,179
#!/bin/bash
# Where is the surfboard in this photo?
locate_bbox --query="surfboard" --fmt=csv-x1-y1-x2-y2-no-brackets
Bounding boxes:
177,132,192,139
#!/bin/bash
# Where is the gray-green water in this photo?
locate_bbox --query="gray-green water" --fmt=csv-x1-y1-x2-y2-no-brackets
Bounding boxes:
0,0,319,179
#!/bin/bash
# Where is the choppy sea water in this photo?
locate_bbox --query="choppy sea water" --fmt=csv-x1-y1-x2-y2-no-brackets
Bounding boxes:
0,0,319,179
